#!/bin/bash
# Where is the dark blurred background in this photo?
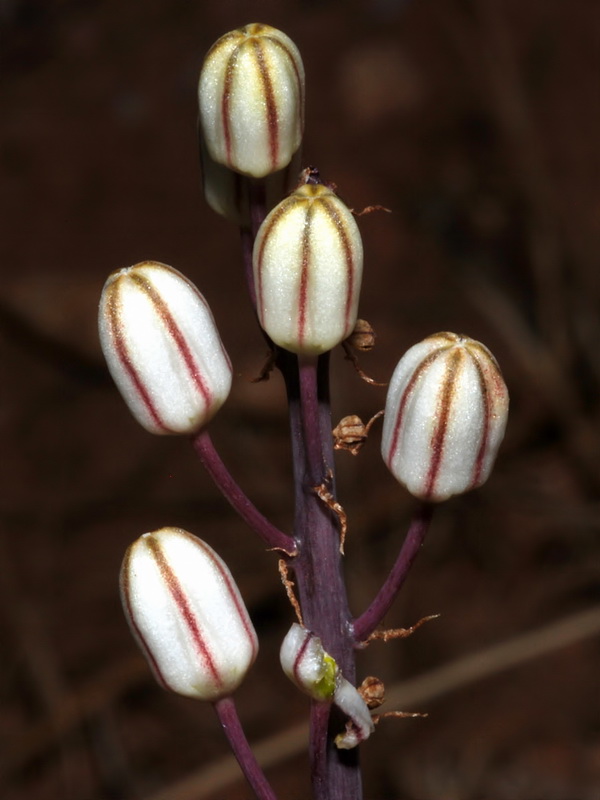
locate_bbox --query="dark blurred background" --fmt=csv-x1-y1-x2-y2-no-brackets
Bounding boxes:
1,1,599,798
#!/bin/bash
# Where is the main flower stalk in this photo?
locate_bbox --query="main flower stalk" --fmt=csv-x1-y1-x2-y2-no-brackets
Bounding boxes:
277,351,363,800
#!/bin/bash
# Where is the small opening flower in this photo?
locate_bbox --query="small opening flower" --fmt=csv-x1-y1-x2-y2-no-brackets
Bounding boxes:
280,623,375,749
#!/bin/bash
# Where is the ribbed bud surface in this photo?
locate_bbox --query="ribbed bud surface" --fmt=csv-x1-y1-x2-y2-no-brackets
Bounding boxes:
198,23,304,178
121,528,258,701
99,261,232,435
381,332,509,502
253,184,363,355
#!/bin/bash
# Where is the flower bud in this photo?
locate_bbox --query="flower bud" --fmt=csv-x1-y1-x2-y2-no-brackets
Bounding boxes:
280,623,374,749
381,332,509,502
99,261,232,435
198,24,304,178
121,527,258,701
253,184,363,355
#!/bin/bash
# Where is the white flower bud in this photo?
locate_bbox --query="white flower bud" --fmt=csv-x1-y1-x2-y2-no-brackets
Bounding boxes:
99,261,232,435
253,184,363,355
198,24,304,178
280,623,374,749
381,332,509,502
121,527,258,701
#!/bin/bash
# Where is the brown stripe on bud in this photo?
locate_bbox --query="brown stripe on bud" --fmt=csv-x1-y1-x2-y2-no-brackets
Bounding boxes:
255,194,306,316
384,344,454,469
103,277,168,433
319,197,359,335
127,271,212,408
251,37,279,172
145,534,223,690
424,346,464,499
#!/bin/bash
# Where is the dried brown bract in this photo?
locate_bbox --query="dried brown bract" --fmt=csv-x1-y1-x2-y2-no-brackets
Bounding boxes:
333,411,384,456
345,318,376,351
358,675,386,710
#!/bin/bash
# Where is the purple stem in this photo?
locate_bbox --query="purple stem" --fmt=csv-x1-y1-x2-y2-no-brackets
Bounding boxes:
240,225,258,310
249,179,267,238
279,350,362,800
191,429,295,554
352,502,434,643
298,356,324,480
309,699,333,799
239,180,267,312
213,695,279,800
243,173,362,798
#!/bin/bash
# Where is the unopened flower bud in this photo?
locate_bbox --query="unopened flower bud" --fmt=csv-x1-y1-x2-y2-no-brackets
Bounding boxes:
198,24,304,178
381,332,509,502
253,184,363,355
99,261,232,435
121,527,258,701
280,623,374,749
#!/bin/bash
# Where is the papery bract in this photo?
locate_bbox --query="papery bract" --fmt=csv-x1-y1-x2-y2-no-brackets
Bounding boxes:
381,332,509,501
121,527,258,701
198,23,304,178
253,183,363,355
99,261,231,435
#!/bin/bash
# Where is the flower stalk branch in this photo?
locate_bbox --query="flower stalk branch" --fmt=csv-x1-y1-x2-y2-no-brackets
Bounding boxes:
191,429,295,554
214,696,279,800
353,503,434,644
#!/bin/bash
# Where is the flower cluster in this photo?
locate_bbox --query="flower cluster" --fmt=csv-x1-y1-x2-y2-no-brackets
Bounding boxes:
97,20,511,800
